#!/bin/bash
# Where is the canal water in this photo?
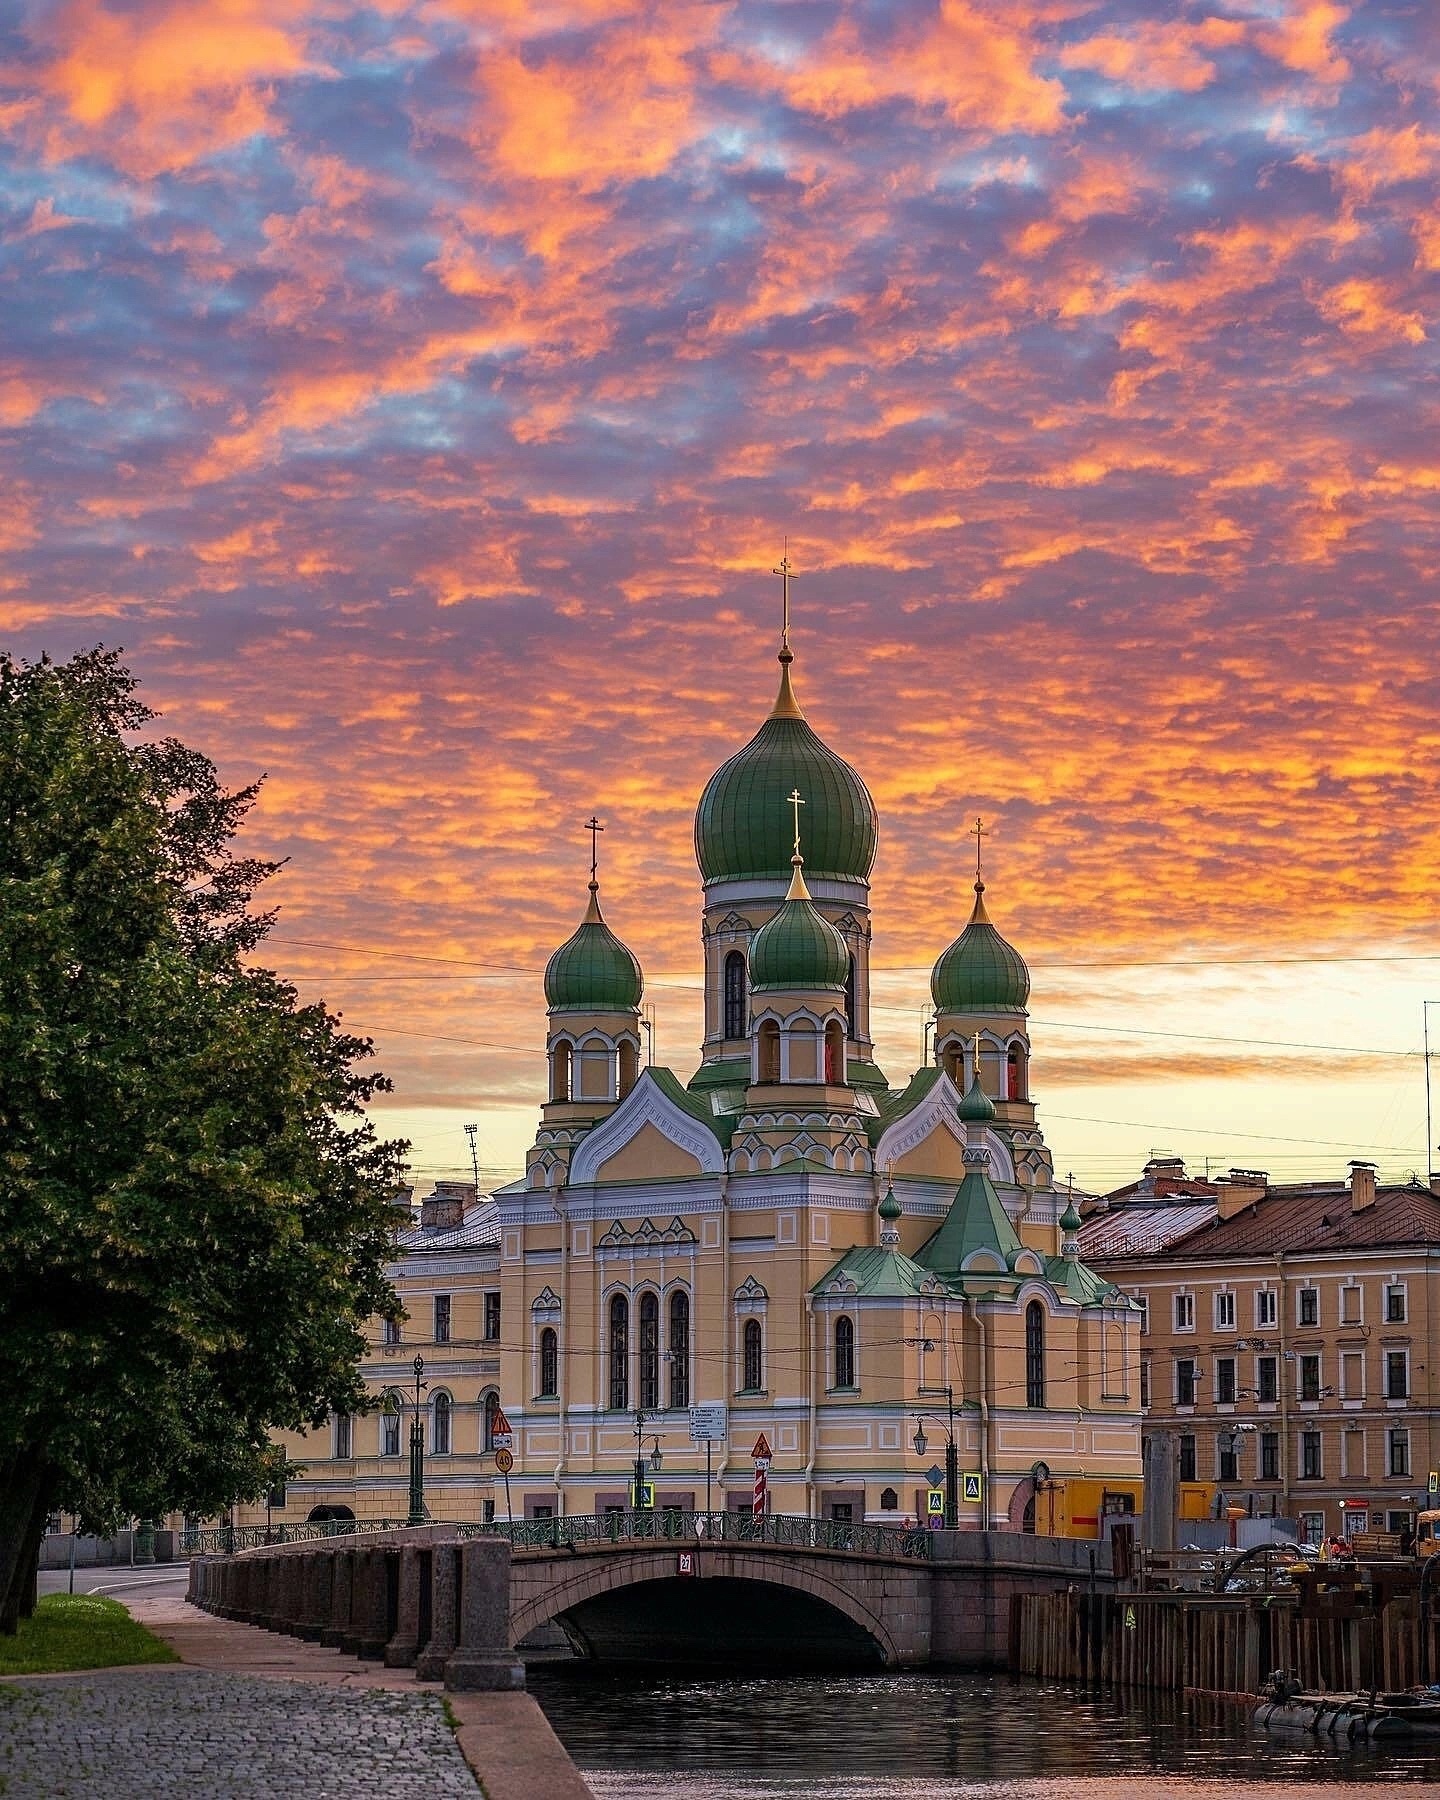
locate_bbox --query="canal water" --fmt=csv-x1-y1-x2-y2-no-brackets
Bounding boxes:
528,1668,1440,1797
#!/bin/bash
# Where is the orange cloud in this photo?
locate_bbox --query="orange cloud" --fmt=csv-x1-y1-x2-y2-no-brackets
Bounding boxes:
1059,17,1246,93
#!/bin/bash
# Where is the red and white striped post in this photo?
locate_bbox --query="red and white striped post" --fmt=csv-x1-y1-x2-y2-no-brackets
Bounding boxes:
751,1433,772,1522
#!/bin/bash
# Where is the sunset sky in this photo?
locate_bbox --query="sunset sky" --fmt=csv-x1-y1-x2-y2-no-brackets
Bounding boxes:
3,0,1438,1193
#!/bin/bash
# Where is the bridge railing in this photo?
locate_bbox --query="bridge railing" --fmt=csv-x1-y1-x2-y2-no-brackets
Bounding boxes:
178,1519,415,1556
462,1510,934,1561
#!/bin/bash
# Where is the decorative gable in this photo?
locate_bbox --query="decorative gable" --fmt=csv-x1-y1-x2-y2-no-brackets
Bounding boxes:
568,1072,726,1185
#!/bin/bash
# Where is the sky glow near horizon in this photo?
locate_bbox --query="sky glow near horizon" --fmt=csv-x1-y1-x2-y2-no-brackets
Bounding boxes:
2,0,1438,1192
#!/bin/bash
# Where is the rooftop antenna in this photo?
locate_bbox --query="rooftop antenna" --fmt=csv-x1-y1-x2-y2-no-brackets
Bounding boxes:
1426,1002,1438,1185
464,1122,480,1193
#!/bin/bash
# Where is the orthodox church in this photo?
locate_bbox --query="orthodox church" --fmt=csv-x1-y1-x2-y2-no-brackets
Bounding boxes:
481,617,1144,1531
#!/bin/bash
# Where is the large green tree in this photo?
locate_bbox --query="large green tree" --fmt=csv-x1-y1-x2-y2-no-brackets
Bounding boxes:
0,648,406,1626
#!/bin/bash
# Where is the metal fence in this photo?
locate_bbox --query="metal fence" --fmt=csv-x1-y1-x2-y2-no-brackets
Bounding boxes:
179,1518,413,1556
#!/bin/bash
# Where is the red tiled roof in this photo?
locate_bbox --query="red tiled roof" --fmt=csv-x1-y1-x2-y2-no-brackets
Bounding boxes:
1151,1183,1440,1261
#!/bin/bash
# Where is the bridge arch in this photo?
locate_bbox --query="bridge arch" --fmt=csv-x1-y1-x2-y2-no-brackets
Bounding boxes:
510,1546,912,1667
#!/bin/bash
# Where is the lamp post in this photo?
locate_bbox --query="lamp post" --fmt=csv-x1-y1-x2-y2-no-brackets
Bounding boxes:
632,1408,663,1509
912,1385,960,1529
408,1354,428,1526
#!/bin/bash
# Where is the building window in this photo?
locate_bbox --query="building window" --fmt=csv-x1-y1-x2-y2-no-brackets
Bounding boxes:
432,1392,451,1456
1025,1301,1046,1408
550,1040,572,1103
758,1019,780,1084
1341,1350,1364,1399
1006,1043,1024,1100
1388,1428,1411,1478
1298,1287,1319,1328
824,1018,845,1084
1342,1428,1365,1479
1301,1430,1322,1480
1179,1434,1196,1483
1341,1286,1362,1325
1386,1352,1408,1400
1385,1284,1407,1323
482,1390,502,1451
1139,1361,1150,1409
1300,1512,1325,1547
334,1413,352,1460
639,1291,660,1410
834,1315,856,1389
1215,1358,1236,1406
434,1295,451,1344
844,952,857,1032
618,1039,638,1098
742,1318,763,1392
723,950,747,1040
669,1292,690,1408
1174,1294,1195,1331
484,1293,501,1342
539,1327,558,1398
609,1295,629,1410
1214,1292,1236,1330
382,1317,402,1347
1260,1431,1280,1480
1218,1439,1239,1484
1176,1358,1197,1408
1135,1295,1149,1336
880,1487,898,1511
382,1392,402,1457
1257,1356,1277,1403
1256,1290,1277,1328
1300,1355,1321,1402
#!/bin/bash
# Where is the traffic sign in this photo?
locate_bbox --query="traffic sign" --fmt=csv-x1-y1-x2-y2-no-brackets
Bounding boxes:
631,1481,655,1509
1124,1604,1137,1631
926,1463,945,1489
677,1551,696,1577
494,1448,514,1474
962,1472,983,1504
1430,1469,1439,1496
751,1433,772,1462
689,1405,728,1442
926,1488,944,1517
490,1403,514,1452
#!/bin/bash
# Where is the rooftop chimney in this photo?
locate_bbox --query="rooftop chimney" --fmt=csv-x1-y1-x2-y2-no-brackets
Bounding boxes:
1349,1161,1377,1212
420,1181,470,1230
1215,1169,1267,1219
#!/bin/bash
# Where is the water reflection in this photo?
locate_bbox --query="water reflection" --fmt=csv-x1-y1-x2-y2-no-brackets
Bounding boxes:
529,1668,1440,1796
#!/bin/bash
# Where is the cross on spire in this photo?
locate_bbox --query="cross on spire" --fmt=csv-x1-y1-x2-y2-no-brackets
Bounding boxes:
787,787,805,861
586,815,604,887
971,815,988,885
772,539,798,655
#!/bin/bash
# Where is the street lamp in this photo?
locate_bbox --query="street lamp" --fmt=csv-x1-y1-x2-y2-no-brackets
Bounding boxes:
408,1354,428,1526
912,1385,960,1528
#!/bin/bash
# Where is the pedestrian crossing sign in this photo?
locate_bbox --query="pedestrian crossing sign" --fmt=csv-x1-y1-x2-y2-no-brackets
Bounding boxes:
631,1482,655,1509
962,1472,983,1504
926,1488,944,1516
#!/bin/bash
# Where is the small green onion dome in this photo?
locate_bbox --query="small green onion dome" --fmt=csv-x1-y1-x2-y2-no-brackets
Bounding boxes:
749,860,850,993
695,653,877,885
957,1069,996,1123
931,880,1030,1014
878,1184,902,1222
544,884,643,1013
1060,1200,1083,1233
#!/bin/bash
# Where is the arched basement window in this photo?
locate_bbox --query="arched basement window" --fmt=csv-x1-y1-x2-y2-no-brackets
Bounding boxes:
609,1294,629,1410
550,1040,572,1103
758,1019,780,1083
432,1391,452,1455
1007,1043,1024,1101
669,1291,690,1409
1026,1301,1046,1409
724,949,748,1040
618,1038,638,1098
539,1327,558,1398
743,1317,764,1392
834,1314,855,1388
639,1291,660,1409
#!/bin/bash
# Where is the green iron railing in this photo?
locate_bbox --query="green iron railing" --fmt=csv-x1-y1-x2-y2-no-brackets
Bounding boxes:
179,1518,414,1556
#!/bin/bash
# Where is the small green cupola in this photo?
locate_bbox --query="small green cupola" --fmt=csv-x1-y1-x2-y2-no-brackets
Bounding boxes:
544,882,643,1013
749,825,849,994
932,878,1030,1015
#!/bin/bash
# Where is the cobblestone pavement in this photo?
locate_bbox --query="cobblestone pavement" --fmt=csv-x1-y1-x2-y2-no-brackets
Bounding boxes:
0,1669,481,1798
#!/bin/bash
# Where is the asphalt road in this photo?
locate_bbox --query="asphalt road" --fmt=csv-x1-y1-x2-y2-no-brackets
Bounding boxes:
38,1562,190,1599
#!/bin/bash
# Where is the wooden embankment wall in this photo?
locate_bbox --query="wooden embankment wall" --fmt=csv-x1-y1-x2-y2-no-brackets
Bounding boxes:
1012,1589,1440,1695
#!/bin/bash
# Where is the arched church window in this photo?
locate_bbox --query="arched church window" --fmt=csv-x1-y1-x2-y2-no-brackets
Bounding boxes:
843,952,857,1033
609,1295,629,1410
1007,1044,1024,1101
1026,1301,1046,1409
724,950,748,1040
432,1390,452,1455
638,1291,660,1409
483,1389,502,1450
618,1038,638,1099
743,1318,764,1392
942,1041,963,1085
669,1292,690,1409
550,1041,571,1103
824,1019,844,1085
834,1315,855,1388
758,1019,780,1083
539,1328,558,1398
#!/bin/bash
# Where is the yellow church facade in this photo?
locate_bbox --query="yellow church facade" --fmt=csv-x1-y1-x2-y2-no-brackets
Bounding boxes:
260,625,1144,1536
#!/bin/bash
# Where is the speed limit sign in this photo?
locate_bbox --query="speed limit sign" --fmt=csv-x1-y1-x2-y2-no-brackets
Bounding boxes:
494,1448,514,1474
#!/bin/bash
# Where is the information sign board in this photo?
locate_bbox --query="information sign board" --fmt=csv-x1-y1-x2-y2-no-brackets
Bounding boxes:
689,1405,728,1442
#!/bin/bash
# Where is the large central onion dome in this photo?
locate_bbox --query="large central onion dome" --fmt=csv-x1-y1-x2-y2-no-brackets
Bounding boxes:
545,883,644,1013
931,879,1031,1014
695,651,877,885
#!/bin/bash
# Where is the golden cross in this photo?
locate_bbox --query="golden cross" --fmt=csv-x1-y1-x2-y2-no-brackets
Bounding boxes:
973,1031,983,1083
772,539,798,652
586,815,604,884
787,787,805,859
971,815,988,882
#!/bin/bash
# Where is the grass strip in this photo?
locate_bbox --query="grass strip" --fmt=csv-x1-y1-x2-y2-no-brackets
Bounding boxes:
0,1593,179,1676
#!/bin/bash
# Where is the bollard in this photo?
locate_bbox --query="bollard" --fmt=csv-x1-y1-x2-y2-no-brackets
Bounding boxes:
444,1538,524,1691
260,1554,284,1631
187,1556,205,1608
416,1543,458,1680
321,1548,353,1649
384,1546,423,1668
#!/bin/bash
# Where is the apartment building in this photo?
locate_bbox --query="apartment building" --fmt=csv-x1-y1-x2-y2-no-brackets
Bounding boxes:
1081,1163,1440,1545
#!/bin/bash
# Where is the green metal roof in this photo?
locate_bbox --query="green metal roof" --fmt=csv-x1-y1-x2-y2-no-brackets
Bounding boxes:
957,1071,996,1123
645,1066,736,1149
749,878,849,993
865,1064,944,1144
687,1057,750,1093
931,882,1030,1015
544,885,643,1013
917,1166,1024,1276
811,1243,932,1298
1046,1253,1123,1307
694,660,877,885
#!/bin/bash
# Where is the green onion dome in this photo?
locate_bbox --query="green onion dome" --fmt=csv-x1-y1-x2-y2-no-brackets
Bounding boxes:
957,1069,996,1124
749,860,850,993
878,1184,902,1223
1060,1200,1083,1233
695,653,877,885
931,881,1030,1014
544,884,643,1013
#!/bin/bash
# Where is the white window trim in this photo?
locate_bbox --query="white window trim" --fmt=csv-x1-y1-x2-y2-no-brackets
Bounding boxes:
1339,1283,1364,1327
1384,1282,1408,1324
1174,1292,1196,1333
1213,1291,1236,1331
1296,1285,1321,1328
1384,1347,1410,1405
1340,1348,1366,1403
1388,1425,1412,1478
1255,1289,1278,1328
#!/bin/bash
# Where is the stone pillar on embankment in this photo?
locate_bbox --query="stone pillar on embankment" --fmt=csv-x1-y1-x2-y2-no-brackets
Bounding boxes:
929,1530,1116,1668
417,1543,459,1681
385,1546,424,1668
445,1539,525,1692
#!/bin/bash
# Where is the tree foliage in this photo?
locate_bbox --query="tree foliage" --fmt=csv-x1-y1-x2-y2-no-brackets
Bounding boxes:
0,648,406,1625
